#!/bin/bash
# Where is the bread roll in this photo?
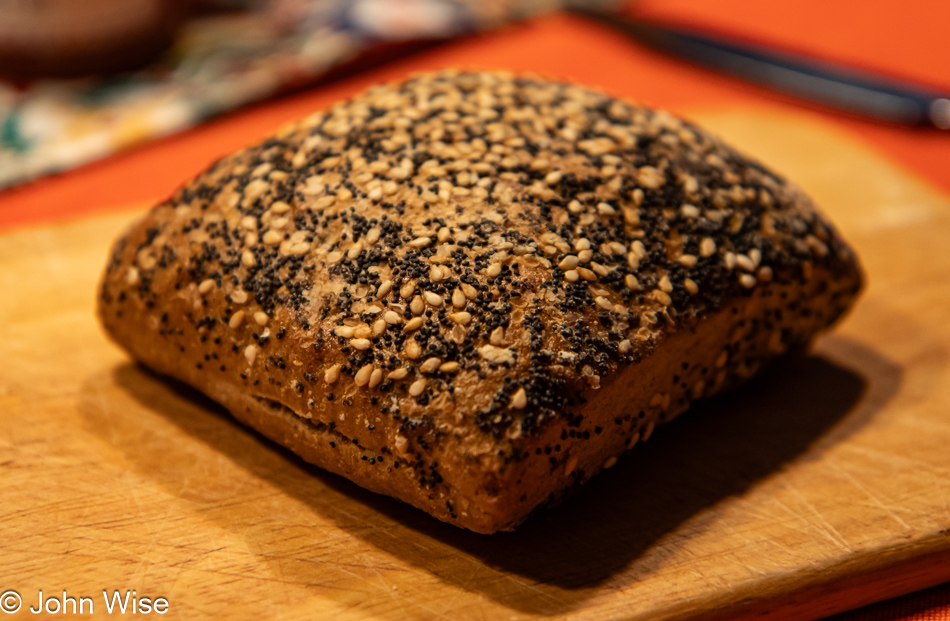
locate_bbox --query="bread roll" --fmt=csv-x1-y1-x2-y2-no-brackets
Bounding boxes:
98,70,862,533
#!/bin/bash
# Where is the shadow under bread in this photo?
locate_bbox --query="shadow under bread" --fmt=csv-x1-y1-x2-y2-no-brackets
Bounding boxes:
80,334,900,616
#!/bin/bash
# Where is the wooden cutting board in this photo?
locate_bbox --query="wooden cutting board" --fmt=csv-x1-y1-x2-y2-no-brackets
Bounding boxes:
2,108,949,621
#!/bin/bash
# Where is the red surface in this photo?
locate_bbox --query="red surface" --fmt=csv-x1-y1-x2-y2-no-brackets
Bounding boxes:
0,1,947,618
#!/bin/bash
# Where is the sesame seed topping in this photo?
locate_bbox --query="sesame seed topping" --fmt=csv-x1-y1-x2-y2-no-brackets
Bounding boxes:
244,345,258,366
324,364,341,384
229,310,245,329
387,368,408,380
631,240,646,258
423,291,444,307
351,338,372,350
409,378,427,397
439,361,460,373
334,326,354,338
478,344,514,364
198,279,215,294
511,387,528,409
403,317,424,332
286,242,310,256
420,357,442,373
716,351,729,368
558,255,579,270
736,254,755,272
450,311,473,325
253,311,269,326
680,204,700,218
597,202,616,215
638,166,663,189
576,267,596,281
354,363,374,386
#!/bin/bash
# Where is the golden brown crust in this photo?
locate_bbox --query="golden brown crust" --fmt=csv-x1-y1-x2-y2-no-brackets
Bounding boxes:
98,70,862,533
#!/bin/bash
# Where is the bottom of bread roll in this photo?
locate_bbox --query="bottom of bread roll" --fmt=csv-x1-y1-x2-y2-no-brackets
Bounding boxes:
108,265,859,534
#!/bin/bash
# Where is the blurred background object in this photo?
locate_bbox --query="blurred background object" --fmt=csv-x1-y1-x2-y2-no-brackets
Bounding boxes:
571,8,950,130
0,0,622,190
0,0,188,78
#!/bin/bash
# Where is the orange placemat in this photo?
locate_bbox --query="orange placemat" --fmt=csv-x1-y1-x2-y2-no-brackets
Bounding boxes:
832,582,950,621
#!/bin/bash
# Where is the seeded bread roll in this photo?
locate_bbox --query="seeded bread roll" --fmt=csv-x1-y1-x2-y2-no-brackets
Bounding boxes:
98,70,862,534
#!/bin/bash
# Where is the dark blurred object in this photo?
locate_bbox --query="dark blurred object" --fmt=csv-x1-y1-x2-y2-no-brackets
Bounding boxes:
190,0,262,13
0,0,188,79
572,7,950,129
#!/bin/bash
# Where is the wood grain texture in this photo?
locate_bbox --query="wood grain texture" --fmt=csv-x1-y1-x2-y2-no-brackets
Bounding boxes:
1,108,949,620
